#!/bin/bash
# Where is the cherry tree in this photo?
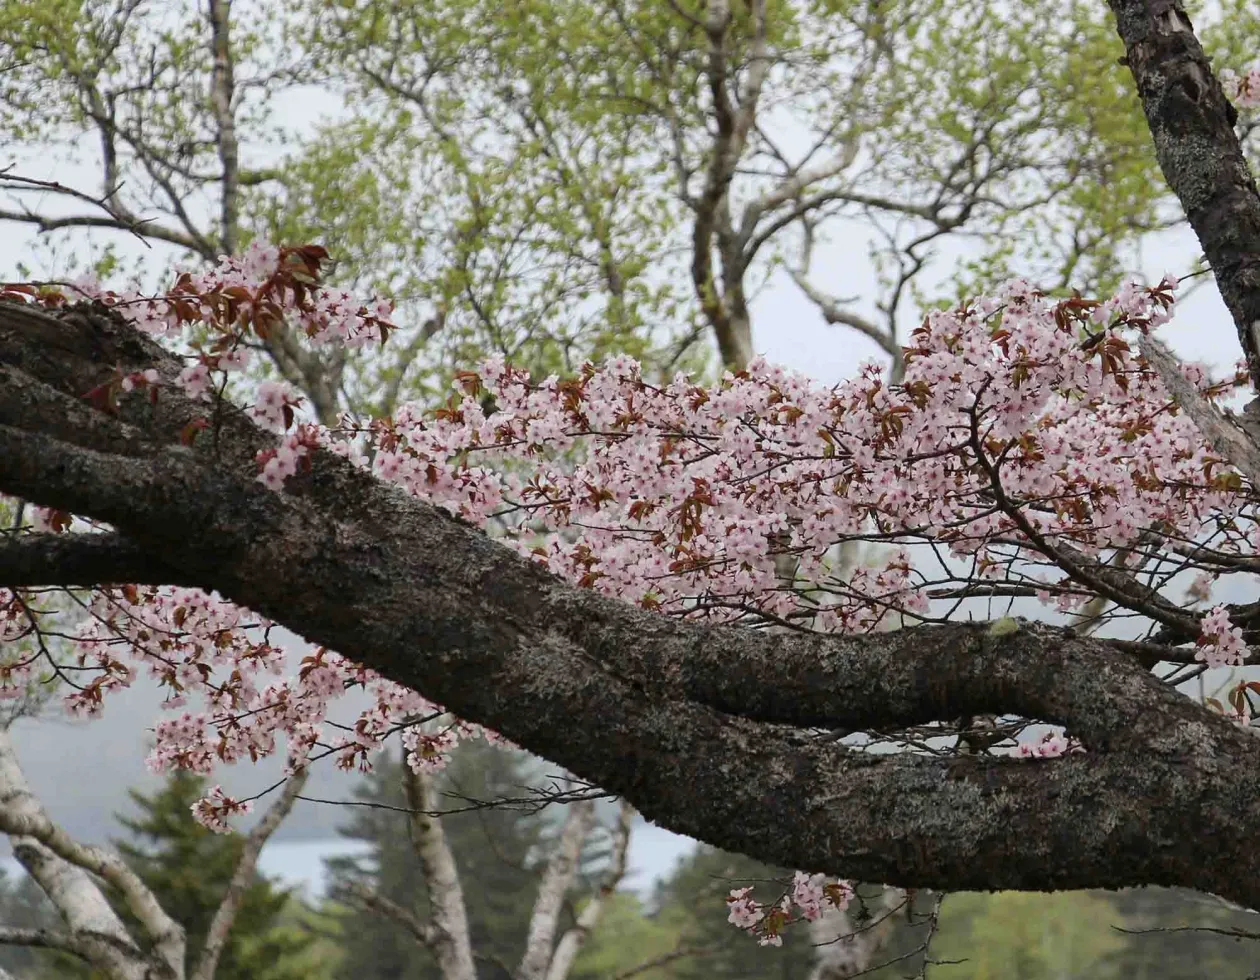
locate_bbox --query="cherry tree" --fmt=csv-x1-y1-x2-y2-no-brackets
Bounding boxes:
3,0,1260,971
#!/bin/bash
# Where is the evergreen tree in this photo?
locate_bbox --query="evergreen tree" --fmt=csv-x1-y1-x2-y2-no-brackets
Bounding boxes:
105,770,319,980
326,741,562,980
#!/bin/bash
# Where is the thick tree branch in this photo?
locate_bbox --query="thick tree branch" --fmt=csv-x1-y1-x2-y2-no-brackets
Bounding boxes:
11,838,152,980
0,923,91,959
690,0,770,370
206,0,240,256
1108,0,1260,383
0,531,190,588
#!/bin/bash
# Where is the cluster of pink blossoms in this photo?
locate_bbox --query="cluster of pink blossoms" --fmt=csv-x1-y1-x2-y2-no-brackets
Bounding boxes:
2,248,505,824
1014,732,1084,759
1223,66,1260,109
330,274,1252,660
726,873,855,946
72,241,393,348
1197,604,1250,668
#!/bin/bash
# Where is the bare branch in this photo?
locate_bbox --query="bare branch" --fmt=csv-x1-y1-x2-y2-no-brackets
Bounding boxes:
611,944,708,980
739,148,858,245
0,171,199,252
517,796,595,980
0,729,185,974
544,800,635,980
342,879,435,944
191,767,309,980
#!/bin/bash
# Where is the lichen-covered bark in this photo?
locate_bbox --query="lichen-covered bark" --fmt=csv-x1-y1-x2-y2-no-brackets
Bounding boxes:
4,302,1260,908
1108,0,1260,381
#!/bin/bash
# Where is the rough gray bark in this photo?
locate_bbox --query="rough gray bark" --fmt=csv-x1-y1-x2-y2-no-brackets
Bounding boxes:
3,299,1260,909
1108,0,1260,381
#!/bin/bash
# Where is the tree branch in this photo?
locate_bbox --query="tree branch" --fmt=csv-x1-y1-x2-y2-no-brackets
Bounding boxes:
11,838,150,980
403,765,476,980
342,879,435,945
0,924,92,959
191,767,309,980
0,531,191,588
1108,0,1260,384
517,797,594,980
1139,334,1260,484
544,800,635,980
0,729,185,975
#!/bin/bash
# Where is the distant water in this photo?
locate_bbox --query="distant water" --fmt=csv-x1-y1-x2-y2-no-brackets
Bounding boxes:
257,819,696,899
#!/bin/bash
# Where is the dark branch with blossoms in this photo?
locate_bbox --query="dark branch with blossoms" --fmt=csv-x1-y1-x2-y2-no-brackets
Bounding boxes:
2,0,1260,948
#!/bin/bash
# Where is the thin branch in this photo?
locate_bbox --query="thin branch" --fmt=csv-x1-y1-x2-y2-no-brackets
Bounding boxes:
341,879,435,945
517,795,595,980
191,767,309,980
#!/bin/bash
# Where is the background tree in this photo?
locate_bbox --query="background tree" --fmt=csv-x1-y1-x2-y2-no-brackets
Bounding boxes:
7,0,1256,394
928,891,1127,980
0,865,60,979
323,737,636,980
102,770,323,980
264,0,1259,373
326,743,553,980
0,726,307,979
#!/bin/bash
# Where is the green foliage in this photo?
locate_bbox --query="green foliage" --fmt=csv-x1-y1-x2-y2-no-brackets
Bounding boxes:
931,891,1127,979
568,891,688,980
7,0,1248,405
1098,887,1260,979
